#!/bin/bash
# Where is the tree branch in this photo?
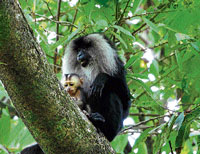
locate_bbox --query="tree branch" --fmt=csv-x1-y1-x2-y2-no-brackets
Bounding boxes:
0,1,114,154
43,0,55,18
121,115,166,133
70,1,79,32
33,13,78,27
132,4,167,35
54,0,62,73
129,113,160,117
169,141,174,154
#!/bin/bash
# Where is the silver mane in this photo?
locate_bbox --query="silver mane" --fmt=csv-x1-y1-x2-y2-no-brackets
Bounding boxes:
62,33,118,92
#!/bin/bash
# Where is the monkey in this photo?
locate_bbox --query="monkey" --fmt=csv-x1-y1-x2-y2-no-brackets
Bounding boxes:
62,73,85,108
20,33,131,153
62,33,131,141
62,73,91,113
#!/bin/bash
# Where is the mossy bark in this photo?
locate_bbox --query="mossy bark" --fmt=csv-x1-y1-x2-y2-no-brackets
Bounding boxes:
0,1,115,154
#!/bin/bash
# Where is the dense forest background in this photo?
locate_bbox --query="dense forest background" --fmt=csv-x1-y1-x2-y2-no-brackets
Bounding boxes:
0,0,200,153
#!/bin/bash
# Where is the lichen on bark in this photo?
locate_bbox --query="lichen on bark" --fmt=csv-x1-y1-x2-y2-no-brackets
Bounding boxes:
0,1,115,154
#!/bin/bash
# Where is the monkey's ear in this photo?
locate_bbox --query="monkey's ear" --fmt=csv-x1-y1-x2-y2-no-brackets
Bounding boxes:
80,78,84,84
64,74,69,79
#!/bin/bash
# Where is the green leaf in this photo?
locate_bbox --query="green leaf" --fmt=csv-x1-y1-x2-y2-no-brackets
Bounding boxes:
197,135,200,153
176,107,200,149
175,50,183,70
131,73,148,80
50,28,81,51
113,25,134,38
132,0,144,14
137,142,148,154
183,56,200,78
0,62,7,65
125,52,143,69
149,60,159,77
153,115,176,153
111,134,128,153
131,78,154,99
191,42,200,52
8,119,35,148
175,112,184,131
143,17,159,34
96,20,108,28
175,122,190,149
132,128,153,150
0,109,11,145
168,31,177,47
110,31,127,48
0,109,35,152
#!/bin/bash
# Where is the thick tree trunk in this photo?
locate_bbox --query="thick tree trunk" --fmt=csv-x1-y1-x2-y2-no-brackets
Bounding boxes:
0,1,115,154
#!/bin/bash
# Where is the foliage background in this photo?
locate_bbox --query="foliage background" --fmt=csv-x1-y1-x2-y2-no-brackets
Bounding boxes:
0,0,200,153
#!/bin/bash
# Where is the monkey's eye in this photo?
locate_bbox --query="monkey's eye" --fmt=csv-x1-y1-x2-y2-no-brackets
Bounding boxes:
64,84,68,87
70,83,74,86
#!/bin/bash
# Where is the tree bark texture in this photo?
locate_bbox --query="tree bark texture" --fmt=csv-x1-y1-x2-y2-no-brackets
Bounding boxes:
0,1,115,154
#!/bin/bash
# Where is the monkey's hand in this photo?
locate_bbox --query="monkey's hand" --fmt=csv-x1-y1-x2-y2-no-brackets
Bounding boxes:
83,110,90,116
88,112,105,123
89,73,109,97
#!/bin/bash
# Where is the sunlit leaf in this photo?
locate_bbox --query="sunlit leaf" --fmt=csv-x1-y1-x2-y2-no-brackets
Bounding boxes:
113,25,134,38
132,128,153,150
0,109,10,145
50,28,81,51
125,52,143,69
143,17,159,34
111,134,128,153
132,0,144,14
174,112,184,131
111,31,128,49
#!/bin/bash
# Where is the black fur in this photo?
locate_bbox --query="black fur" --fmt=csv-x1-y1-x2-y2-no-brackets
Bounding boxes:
88,72,130,141
21,144,44,154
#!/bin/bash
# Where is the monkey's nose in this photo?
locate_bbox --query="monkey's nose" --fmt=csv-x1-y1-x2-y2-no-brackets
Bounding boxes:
77,50,85,62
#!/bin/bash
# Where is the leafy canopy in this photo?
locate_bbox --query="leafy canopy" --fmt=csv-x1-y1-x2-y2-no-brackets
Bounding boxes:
0,0,200,153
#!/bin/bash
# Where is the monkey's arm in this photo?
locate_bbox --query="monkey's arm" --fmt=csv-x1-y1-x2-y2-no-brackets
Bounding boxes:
89,73,109,97
89,73,130,100
89,73,131,114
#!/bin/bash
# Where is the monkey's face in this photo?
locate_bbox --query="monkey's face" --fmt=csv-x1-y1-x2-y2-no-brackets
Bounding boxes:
76,49,91,67
63,75,83,97
64,82,76,96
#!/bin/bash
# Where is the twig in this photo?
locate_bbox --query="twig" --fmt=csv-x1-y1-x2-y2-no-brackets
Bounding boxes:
0,144,11,154
132,23,147,35
132,4,167,35
121,115,166,133
43,0,55,18
117,0,131,24
149,42,168,49
131,104,154,111
49,63,62,69
158,52,175,62
125,10,178,20
54,0,62,73
169,141,174,154
115,1,119,20
34,13,78,28
0,98,18,117
112,0,130,41
40,26,63,37
70,1,79,32
120,126,154,135
130,113,160,117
